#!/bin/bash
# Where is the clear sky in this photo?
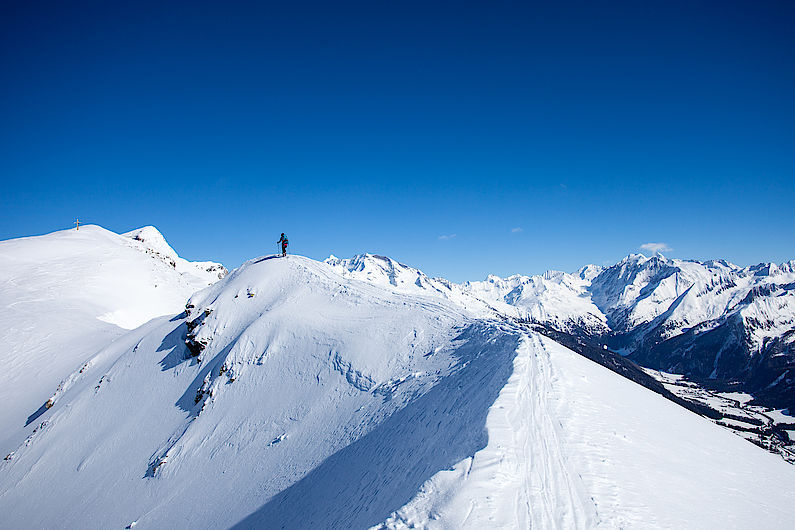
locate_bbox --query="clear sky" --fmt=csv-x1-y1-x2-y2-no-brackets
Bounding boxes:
2,1,793,281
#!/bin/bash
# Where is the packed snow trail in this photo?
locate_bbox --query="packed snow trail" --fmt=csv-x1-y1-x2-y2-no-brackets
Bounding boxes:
376,331,795,529
376,334,596,529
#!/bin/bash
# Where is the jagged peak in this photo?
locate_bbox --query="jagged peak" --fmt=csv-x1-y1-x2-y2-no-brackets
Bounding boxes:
703,258,739,270
577,264,603,282
622,253,648,262
541,269,566,281
744,262,779,277
123,225,178,260
326,253,417,273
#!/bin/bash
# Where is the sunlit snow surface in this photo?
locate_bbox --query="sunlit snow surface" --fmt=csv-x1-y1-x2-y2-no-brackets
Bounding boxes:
2,253,794,529
0,225,224,455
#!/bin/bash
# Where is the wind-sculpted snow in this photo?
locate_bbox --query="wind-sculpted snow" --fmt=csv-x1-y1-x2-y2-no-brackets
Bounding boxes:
232,324,521,529
2,253,795,528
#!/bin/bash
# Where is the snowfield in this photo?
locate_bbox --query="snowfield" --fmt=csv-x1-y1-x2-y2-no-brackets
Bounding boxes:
2,248,794,529
0,225,225,457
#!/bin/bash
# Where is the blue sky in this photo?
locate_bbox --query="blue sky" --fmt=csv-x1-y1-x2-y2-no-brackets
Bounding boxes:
2,1,793,281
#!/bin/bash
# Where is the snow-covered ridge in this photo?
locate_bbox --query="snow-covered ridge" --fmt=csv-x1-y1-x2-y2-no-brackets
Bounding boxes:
324,254,608,332
124,225,227,286
0,224,227,456
331,252,794,357
0,253,520,527
324,253,500,317
459,269,608,333
327,252,795,412
3,251,795,528
2,225,794,528
586,254,795,390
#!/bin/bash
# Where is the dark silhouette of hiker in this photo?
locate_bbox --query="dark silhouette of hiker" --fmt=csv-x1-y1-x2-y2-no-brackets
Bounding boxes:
277,233,289,257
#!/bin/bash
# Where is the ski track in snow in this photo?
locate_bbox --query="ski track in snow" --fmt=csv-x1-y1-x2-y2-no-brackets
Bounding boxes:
375,332,597,529
376,329,795,529
518,335,596,528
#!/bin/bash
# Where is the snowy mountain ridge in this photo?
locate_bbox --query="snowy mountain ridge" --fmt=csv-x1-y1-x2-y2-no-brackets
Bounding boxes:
124,225,227,286
2,226,795,528
329,252,795,413
3,248,795,528
0,225,226,456
330,252,794,352
324,254,608,333
583,254,795,411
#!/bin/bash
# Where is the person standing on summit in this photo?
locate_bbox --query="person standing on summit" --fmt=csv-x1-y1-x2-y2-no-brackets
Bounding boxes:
277,233,289,257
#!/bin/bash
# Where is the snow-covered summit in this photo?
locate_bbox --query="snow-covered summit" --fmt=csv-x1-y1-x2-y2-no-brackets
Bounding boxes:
0,253,515,527
0,224,226,456
124,225,227,286
0,224,227,330
324,253,432,290
577,263,603,281
124,225,179,259
588,253,795,342
459,270,608,333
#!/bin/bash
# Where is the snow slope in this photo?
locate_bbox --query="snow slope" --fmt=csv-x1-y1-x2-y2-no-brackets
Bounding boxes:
2,254,794,529
0,225,225,456
378,334,795,529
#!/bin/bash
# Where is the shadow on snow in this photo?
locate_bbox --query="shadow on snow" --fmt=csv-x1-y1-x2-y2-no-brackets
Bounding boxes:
231,324,521,530
158,322,190,371
25,403,49,426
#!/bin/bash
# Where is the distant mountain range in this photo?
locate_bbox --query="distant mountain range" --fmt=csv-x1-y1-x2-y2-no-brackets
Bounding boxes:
327,252,795,413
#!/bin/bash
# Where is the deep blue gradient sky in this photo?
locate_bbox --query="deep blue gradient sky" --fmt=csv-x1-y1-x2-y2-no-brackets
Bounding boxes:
2,1,793,281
